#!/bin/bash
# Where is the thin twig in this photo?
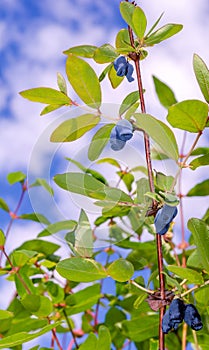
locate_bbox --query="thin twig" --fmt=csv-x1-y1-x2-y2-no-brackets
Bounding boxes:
130,279,155,294
63,309,79,349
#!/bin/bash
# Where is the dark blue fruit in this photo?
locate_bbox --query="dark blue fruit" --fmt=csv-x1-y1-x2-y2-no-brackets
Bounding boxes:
169,298,185,330
162,309,173,334
110,127,126,151
154,204,178,235
115,120,133,141
113,56,134,82
184,304,203,331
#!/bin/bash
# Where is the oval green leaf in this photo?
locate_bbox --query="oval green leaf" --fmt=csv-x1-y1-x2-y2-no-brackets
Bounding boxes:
167,265,203,284
189,153,209,170
38,220,77,237
187,179,209,196
50,114,100,142
94,44,118,63
108,64,124,89
19,87,71,105
145,23,183,46
88,124,115,161
56,257,107,282
193,53,209,103
107,258,134,282
132,6,147,39
153,76,177,109
188,218,209,273
7,171,26,185
63,45,97,57
134,113,179,160
167,99,208,132
115,29,134,53
119,91,140,116
66,54,101,108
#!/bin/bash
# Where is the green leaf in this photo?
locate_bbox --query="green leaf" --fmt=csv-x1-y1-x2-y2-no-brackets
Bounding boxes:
134,113,179,160
115,29,134,53
0,198,9,212
17,239,60,255
97,325,111,350
119,91,140,116
188,218,209,273
79,333,97,350
107,258,134,282
167,265,203,284
96,157,121,169
63,45,97,57
155,172,174,192
38,220,77,237
65,284,101,315
119,2,135,30
145,24,183,46
19,213,50,225
153,76,177,108
189,153,209,170
149,339,159,350
0,229,5,246
66,54,101,108
50,114,100,142
56,257,107,282
121,315,159,342
99,64,112,82
0,323,60,349
191,147,209,156
146,12,164,37
7,171,26,185
66,157,107,184
132,6,147,39
108,64,124,88
57,72,67,95
88,124,115,161
134,293,147,309
30,178,54,196
193,53,209,103
167,99,208,132
21,295,53,317
94,44,118,63
74,210,93,258
187,179,209,196
19,87,71,105
12,249,37,267
40,104,64,116
0,310,13,333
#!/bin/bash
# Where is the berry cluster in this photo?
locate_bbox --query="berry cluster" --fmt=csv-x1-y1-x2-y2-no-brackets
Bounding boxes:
113,56,134,82
162,299,203,334
154,204,178,235
110,119,134,151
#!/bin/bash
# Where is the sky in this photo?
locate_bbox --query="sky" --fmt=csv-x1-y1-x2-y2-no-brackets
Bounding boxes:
0,0,209,349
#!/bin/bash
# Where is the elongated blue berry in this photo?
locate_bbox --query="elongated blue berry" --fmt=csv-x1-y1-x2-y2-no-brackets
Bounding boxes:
154,204,178,235
169,299,185,330
162,309,172,334
110,127,126,151
184,304,203,331
113,56,134,82
115,120,133,141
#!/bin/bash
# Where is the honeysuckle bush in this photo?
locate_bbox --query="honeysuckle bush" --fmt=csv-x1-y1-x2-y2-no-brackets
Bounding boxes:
0,1,209,349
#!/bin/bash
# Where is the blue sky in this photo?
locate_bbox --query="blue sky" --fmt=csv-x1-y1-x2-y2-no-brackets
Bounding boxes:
0,0,209,348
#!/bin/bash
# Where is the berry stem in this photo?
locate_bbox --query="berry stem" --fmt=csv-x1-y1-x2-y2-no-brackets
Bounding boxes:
127,18,165,350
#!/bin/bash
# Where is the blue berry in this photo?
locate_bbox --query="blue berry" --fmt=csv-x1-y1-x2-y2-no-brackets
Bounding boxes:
110,127,126,151
169,299,185,330
184,304,203,331
154,204,178,235
115,120,133,141
113,56,134,82
162,309,172,334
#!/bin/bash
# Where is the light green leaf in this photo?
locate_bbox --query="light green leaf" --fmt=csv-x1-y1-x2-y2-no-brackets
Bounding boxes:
193,53,209,103
155,172,175,192
0,310,13,333
17,239,60,255
145,23,183,46
119,2,135,31
115,29,134,53
107,258,134,282
167,99,208,132
134,293,147,309
149,339,159,350
146,12,164,37
94,44,118,63
66,54,101,108
66,157,107,184
57,72,67,95
74,210,93,258
121,315,159,342
163,271,182,291
88,124,115,161
134,113,179,160
0,323,60,349
63,45,97,57
96,157,121,169
65,284,101,315
56,257,107,282
40,104,64,116
79,333,97,350
189,153,209,170
188,218,209,273
132,6,147,39
167,265,203,284
0,198,9,212
7,171,26,185
99,64,112,82
21,295,53,317
38,220,77,237
97,325,111,350
153,76,177,108
108,64,124,88
19,213,50,225
19,87,71,105
187,179,209,196
0,229,5,246
12,250,37,267
30,178,54,195
119,91,140,116
50,114,100,142
191,147,209,156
